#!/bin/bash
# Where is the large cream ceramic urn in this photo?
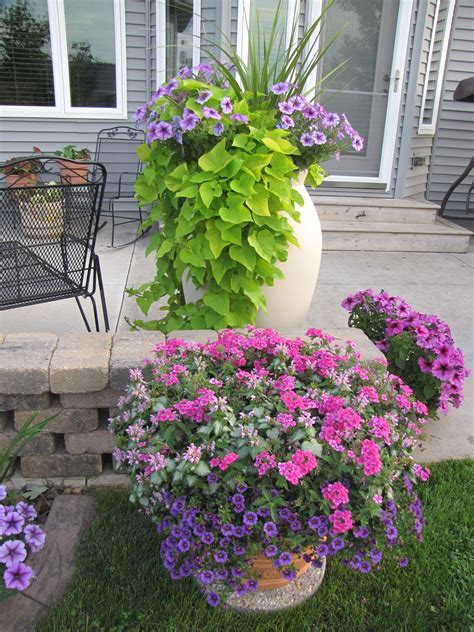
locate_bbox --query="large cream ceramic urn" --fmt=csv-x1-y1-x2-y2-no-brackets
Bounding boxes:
256,171,322,328
182,171,322,328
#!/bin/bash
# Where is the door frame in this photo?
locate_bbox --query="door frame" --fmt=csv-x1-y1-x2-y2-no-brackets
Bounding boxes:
237,0,415,192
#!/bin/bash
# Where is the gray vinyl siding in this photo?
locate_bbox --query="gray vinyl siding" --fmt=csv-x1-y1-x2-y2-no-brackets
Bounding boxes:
150,0,156,90
230,0,239,50
401,0,438,199
427,0,474,214
0,0,148,175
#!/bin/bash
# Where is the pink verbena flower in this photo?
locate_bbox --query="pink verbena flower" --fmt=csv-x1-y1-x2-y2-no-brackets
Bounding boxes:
358,439,382,476
277,461,302,485
255,451,277,476
413,464,430,481
292,450,317,476
322,482,349,509
329,509,353,534
276,413,295,429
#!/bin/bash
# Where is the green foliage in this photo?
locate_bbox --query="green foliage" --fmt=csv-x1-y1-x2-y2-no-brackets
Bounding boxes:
131,118,310,332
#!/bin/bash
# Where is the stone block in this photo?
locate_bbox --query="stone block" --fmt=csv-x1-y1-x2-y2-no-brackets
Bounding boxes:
65,429,116,455
6,471,87,490
21,453,103,478
49,333,112,393
0,431,56,456
167,329,218,342
328,327,384,365
0,392,52,412
0,333,58,394
87,469,129,488
110,331,163,391
60,388,122,409
0,411,8,432
15,408,98,433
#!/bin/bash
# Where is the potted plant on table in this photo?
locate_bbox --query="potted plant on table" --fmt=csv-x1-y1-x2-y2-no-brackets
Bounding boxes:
19,181,65,240
130,4,364,333
111,328,431,608
53,145,91,184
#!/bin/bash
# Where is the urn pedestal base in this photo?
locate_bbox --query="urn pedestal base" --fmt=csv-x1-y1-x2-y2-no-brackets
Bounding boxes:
225,557,326,614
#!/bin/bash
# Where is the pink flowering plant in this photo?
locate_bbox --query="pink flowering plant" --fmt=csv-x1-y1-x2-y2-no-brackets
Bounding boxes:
111,328,431,606
342,289,469,415
0,484,46,593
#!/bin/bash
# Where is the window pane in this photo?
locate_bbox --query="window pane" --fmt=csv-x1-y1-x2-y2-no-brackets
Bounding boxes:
250,0,289,72
166,0,194,79
64,0,116,108
0,0,55,106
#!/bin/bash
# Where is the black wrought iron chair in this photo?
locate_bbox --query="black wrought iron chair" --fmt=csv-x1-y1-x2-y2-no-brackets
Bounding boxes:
0,156,110,332
94,126,146,247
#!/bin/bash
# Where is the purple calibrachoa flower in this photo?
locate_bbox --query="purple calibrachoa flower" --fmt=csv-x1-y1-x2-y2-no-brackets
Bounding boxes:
263,521,278,538
214,550,228,563
199,570,214,585
0,540,27,566
3,562,33,591
278,551,292,566
264,544,278,558
243,511,258,527
207,591,220,606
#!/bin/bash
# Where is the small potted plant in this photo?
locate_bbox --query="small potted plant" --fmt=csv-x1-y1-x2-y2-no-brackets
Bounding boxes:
0,156,41,187
53,145,91,184
20,181,65,240
111,328,431,608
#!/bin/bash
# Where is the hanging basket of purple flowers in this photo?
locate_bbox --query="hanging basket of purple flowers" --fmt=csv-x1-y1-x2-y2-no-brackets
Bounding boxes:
111,328,432,607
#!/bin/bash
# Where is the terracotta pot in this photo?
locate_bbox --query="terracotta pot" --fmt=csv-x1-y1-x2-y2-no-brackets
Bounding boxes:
57,159,89,185
250,549,313,591
5,172,38,187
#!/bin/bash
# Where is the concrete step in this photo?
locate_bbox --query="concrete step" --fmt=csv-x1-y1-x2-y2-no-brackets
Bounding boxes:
312,196,438,224
321,217,473,253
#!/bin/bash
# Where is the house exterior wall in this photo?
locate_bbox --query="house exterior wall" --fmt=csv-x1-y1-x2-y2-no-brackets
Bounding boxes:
0,0,148,173
427,0,474,214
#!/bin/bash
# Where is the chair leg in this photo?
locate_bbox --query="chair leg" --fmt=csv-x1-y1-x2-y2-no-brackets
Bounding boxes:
89,295,100,332
75,296,92,332
94,255,110,332
110,198,116,247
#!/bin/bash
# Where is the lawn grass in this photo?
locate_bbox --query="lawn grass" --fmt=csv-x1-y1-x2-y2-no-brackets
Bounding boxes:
40,460,474,632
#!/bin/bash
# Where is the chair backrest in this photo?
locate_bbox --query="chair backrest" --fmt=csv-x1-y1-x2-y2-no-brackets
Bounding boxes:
94,126,145,199
0,156,107,309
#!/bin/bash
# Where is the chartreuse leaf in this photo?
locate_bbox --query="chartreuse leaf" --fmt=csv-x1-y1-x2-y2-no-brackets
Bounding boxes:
203,291,229,316
205,221,226,258
198,139,232,172
239,278,266,309
219,202,251,224
230,173,256,197
210,257,235,284
262,136,296,155
248,228,275,262
164,163,188,191
134,178,158,205
136,143,152,161
156,239,173,257
229,243,256,271
215,220,242,245
199,181,215,207
247,184,270,216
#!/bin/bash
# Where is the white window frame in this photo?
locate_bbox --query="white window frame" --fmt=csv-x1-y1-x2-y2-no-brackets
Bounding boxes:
418,0,456,136
156,0,201,88
0,0,127,119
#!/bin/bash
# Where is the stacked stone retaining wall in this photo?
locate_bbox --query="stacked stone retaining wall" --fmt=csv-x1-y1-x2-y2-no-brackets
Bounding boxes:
0,328,381,489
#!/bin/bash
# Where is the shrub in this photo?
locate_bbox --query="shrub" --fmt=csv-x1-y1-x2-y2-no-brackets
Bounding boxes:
111,328,431,605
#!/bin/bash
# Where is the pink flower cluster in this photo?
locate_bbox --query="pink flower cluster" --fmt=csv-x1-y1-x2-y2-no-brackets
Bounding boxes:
329,509,353,534
254,451,277,477
322,481,350,509
358,439,382,476
277,450,317,485
319,406,363,451
413,464,431,481
210,452,238,471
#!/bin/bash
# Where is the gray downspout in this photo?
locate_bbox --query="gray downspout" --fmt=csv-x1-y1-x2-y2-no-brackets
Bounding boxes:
145,0,152,99
394,0,430,198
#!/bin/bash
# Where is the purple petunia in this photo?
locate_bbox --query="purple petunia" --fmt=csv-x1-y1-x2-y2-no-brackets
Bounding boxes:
322,112,340,127
312,131,327,145
201,532,214,545
177,539,190,553
180,112,200,132
316,544,329,558
1,511,24,537
0,485,6,501
199,570,214,585
221,523,234,537
0,540,27,566
214,550,228,563
278,101,294,115
359,561,372,574
230,113,248,124
302,105,319,119
235,483,248,493
299,133,314,147
271,81,291,95
220,97,232,114
3,562,33,591
233,544,245,556
216,568,228,581
15,502,36,521
264,544,278,558
196,89,212,104
212,122,224,136
207,473,219,485
352,135,364,151
148,121,173,142
23,524,45,553
280,114,294,128
202,107,221,120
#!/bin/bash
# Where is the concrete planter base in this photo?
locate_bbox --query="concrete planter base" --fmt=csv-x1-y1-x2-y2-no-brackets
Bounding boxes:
225,558,326,614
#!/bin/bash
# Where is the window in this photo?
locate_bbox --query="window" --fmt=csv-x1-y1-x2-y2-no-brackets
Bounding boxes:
0,0,126,118
419,0,455,135
157,0,200,85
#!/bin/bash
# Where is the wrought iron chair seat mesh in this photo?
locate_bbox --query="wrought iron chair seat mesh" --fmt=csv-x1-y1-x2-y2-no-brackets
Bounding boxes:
0,157,110,331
